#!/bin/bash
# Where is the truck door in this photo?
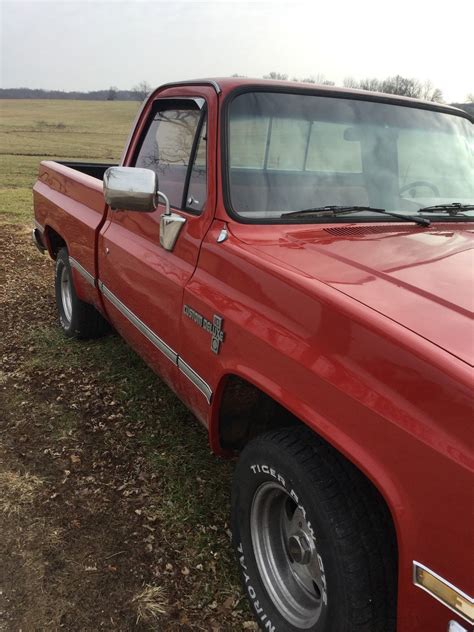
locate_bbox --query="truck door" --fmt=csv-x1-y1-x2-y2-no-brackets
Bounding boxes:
97,88,216,396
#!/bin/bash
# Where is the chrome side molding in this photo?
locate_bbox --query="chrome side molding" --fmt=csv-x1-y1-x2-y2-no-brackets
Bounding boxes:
69,257,95,287
98,281,178,364
177,358,212,404
98,282,212,403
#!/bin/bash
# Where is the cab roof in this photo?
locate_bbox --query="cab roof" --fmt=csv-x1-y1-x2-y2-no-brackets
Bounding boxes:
157,77,470,119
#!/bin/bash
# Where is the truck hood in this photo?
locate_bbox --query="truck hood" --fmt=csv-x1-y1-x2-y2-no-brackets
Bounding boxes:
232,223,474,366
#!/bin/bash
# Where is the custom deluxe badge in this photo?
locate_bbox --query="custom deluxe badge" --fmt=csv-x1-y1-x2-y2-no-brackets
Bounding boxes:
183,305,225,354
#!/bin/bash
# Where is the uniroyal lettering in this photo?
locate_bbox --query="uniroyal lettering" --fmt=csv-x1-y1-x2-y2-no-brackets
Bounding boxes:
238,542,276,632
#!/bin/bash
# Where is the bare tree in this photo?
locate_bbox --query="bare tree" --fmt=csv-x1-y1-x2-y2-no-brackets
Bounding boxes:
343,77,359,89
419,80,443,103
295,74,334,85
292,76,315,83
263,72,288,80
341,75,443,102
107,86,118,101
379,75,419,97
466,93,474,103
132,81,152,102
359,77,384,92
313,73,335,86
290,74,334,85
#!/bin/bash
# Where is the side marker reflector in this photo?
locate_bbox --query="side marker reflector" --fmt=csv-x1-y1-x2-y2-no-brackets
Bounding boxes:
413,562,474,625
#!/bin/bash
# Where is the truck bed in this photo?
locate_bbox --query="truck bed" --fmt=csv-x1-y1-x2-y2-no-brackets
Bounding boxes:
33,160,112,311
56,161,116,181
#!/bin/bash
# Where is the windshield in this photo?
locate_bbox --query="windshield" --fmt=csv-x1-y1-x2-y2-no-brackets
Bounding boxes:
226,91,474,221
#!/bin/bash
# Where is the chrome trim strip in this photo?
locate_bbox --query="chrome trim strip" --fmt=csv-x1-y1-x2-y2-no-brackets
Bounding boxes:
177,358,213,404
98,281,213,403
413,561,474,624
98,281,178,364
34,220,45,233
69,257,95,287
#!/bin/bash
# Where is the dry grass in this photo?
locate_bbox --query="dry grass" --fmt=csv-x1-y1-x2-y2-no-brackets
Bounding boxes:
0,469,44,516
132,585,168,624
0,99,139,157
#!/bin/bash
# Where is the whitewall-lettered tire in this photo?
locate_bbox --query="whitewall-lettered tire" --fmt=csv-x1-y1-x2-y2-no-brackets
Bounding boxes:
231,428,397,632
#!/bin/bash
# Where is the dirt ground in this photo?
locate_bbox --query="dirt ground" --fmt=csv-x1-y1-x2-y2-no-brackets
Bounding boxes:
0,225,253,630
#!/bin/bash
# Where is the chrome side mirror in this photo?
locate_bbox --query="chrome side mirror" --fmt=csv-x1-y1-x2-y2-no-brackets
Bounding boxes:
103,166,186,252
103,167,158,212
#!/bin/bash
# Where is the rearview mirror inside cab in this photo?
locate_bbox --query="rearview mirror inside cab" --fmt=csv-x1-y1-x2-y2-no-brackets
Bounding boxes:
343,127,361,142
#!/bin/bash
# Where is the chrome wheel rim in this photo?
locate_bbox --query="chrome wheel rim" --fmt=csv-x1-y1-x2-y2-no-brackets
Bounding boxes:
60,265,73,323
250,482,324,628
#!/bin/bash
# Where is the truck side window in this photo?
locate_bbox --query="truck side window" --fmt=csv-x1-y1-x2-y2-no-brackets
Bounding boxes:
134,105,202,209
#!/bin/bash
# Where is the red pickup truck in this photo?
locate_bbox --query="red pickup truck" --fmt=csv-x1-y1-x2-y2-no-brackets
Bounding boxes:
33,78,473,632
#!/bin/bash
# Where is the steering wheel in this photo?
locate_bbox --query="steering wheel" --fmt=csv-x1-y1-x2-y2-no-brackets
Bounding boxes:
399,180,440,197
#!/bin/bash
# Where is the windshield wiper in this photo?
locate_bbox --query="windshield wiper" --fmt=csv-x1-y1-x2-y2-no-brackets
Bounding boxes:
418,202,474,215
281,205,430,227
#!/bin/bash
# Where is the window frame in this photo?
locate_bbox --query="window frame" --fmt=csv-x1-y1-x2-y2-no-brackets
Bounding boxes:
132,97,208,216
221,85,473,225
181,110,207,213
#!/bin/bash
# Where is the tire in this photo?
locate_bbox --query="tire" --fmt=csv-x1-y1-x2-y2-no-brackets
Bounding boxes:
55,247,109,339
231,427,397,632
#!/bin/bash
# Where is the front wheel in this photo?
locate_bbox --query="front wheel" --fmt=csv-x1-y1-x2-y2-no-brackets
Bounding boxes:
231,428,397,632
55,247,109,339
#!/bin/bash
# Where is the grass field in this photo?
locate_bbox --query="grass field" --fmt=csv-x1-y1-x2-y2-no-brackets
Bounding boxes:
0,100,253,630
0,99,139,221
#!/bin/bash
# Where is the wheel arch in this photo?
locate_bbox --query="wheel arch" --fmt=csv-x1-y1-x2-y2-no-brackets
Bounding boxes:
210,370,401,576
43,224,67,259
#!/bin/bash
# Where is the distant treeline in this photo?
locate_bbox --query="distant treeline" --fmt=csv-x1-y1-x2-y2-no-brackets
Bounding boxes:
1,87,473,115
0,88,140,101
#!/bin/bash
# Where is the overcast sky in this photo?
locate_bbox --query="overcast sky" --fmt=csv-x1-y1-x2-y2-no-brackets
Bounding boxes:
1,0,473,102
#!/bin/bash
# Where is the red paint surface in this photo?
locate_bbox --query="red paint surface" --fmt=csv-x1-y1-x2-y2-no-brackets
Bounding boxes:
34,78,474,631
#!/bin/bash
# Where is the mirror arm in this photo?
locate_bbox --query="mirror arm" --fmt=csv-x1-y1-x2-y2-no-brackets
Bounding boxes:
158,191,186,252
156,190,171,215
